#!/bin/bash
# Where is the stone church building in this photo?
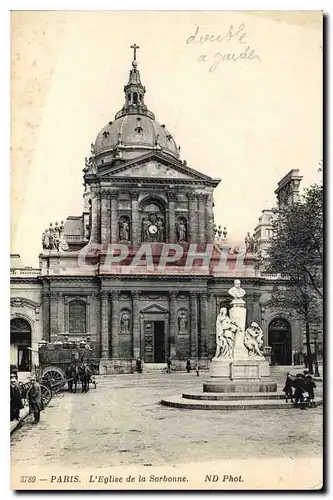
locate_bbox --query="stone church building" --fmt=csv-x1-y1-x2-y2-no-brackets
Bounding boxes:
10,48,306,373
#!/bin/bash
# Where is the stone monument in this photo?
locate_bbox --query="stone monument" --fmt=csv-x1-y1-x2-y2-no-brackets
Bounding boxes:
205,279,275,392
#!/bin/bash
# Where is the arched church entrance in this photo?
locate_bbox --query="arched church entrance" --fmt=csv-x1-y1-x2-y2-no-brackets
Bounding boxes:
268,317,292,365
10,318,32,371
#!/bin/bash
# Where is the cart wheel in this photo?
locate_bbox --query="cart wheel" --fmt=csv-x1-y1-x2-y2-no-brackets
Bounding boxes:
40,384,52,407
41,367,64,387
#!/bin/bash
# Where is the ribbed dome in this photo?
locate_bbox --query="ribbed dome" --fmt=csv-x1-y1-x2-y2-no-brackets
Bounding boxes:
91,46,180,163
94,115,179,160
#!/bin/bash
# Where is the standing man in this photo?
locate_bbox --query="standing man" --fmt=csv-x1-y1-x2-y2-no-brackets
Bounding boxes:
10,375,23,421
78,361,87,393
27,377,42,424
186,359,191,374
136,358,143,374
166,357,172,374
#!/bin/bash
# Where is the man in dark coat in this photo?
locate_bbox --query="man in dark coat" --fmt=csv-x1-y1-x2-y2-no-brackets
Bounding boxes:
27,377,42,423
293,373,307,410
304,374,317,408
283,372,294,403
66,364,78,393
136,358,143,374
186,359,191,374
10,375,23,421
78,362,91,393
166,358,172,374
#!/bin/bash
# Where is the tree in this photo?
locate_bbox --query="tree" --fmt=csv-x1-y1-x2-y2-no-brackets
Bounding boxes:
263,182,323,372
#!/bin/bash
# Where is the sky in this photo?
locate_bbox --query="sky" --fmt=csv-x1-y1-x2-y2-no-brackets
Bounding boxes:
11,11,322,267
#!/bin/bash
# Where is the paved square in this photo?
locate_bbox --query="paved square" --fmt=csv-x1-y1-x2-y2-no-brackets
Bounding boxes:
11,371,323,469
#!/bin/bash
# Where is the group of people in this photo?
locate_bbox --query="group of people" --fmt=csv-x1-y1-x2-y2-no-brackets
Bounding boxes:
283,371,317,409
10,375,43,424
65,361,93,393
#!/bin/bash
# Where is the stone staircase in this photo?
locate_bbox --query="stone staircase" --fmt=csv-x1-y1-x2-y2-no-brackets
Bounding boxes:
143,363,168,373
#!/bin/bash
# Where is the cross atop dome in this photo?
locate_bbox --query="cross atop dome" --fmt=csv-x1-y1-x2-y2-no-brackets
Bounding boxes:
131,43,139,62
115,44,155,120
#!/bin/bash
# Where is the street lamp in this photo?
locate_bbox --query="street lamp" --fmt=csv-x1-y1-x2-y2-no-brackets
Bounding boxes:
313,332,321,378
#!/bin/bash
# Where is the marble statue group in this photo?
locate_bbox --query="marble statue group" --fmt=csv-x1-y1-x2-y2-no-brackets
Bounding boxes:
214,279,264,360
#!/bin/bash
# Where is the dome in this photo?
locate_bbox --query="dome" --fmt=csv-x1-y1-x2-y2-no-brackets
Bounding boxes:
91,45,180,163
94,114,179,161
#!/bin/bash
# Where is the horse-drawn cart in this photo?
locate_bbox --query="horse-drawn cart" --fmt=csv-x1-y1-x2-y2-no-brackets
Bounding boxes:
38,341,99,392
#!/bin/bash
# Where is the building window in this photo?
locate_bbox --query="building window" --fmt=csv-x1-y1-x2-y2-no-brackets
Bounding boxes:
69,299,86,335
133,92,138,104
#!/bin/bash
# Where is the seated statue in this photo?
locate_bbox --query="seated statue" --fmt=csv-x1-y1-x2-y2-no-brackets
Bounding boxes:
243,322,264,357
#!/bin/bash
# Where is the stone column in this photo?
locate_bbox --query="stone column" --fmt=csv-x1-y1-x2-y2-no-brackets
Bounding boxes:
253,293,262,324
100,291,110,359
132,291,140,359
90,191,100,243
57,293,65,335
42,292,50,341
110,190,118,243
64,295,69,334
167,192,176,243
100,191,110,244
169,292,177,358
208,294,217,357
131,190,140,247
206,194,214,243
187,193,198,244
111,290,120,358
49,292,59,341
198,194,206,244
200,292,208,358
190,292,198,358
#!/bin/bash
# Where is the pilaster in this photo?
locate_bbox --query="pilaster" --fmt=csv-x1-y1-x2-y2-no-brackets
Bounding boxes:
200,292,208,358
100,190,110,244
100,291,110,358
132,291,140,358
187,193,198,244
167,191,177,243
49,292,59,340
110,190,118,243
198,193,207,244
111,290,120,358
190,292,198,358
131,190,140,247
42,292,50,341
169,292,177,358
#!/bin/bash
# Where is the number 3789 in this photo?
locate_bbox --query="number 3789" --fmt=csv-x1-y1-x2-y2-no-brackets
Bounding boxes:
20,476,36,483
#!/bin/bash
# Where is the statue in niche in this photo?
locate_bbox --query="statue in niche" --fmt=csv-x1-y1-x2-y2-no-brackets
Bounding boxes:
178,310,188,333
141,218,151,240
120,311,130,332
119,218,130,241
156,217,165,241
176,219,187,242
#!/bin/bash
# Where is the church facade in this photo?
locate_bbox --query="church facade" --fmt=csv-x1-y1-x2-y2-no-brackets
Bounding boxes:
10,48,306,373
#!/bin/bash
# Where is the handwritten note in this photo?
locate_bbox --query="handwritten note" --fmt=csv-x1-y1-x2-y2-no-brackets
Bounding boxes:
186,24,261,72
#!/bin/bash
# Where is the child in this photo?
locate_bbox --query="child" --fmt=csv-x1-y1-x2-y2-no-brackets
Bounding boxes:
283,372,294,403
304,374,317,408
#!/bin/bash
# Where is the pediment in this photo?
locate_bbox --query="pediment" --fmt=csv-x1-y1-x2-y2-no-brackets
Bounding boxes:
98,152,218,184
113,160,194,179
141,303,168,314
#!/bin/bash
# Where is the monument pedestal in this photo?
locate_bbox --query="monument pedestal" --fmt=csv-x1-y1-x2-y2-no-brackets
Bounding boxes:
204,357,276,393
